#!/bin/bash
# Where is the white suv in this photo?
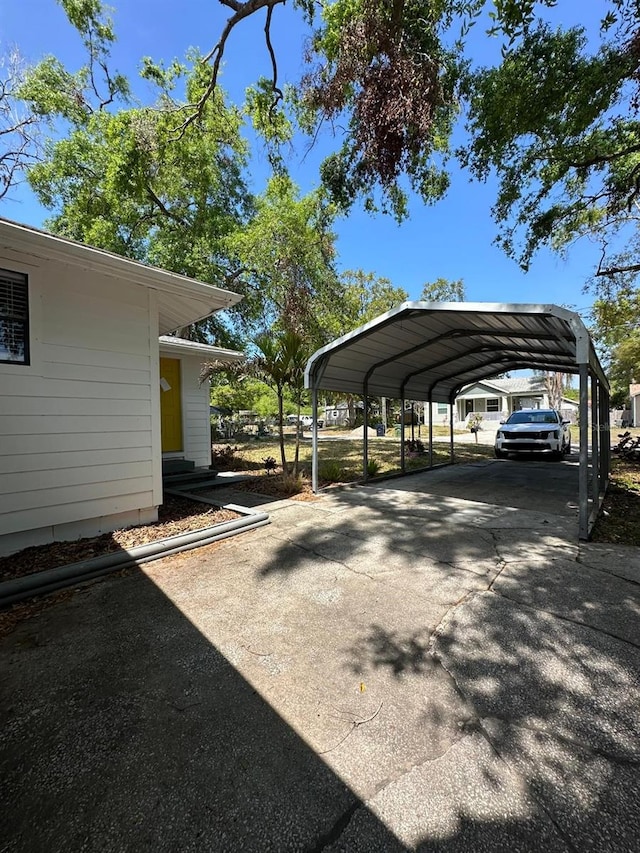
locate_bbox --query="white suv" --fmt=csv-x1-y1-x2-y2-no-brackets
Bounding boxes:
495,409,571,459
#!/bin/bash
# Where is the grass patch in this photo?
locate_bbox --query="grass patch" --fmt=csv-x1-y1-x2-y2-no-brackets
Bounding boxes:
214,435,494,486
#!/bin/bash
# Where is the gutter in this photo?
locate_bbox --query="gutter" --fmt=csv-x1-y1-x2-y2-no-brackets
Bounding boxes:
0,506,269,609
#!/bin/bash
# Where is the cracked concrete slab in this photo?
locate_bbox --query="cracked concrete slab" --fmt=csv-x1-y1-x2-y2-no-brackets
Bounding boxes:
492,558,640,646
1,459,638,852
326,732,572,852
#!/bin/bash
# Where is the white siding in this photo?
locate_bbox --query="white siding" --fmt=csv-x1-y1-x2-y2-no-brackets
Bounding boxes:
160,354,211,468
0,250,159,553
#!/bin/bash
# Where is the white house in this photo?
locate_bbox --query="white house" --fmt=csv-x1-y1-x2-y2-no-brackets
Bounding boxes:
0,218,244,556
428,377,579,426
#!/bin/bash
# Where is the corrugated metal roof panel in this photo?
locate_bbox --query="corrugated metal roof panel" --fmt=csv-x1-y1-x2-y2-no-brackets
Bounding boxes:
306,302,607,400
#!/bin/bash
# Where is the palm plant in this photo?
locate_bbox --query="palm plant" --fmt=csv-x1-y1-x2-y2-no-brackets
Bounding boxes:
252,329,310,475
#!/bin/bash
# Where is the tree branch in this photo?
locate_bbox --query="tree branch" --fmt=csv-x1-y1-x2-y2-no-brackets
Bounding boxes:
264,3,283,118
173,0,286,136
566,141,640,170
595,262,640,277
145,185,190,226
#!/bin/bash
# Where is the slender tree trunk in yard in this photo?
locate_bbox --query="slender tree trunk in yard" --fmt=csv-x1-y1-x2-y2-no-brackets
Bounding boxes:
277,390,288,474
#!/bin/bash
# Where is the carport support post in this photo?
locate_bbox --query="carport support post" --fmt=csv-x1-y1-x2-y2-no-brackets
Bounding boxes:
600,381,610,482
363,388,369,482
311,386,319,494
401,395,406,473
591,373,600,510
428,392,433,467
449,400,455,462
578,364,589,539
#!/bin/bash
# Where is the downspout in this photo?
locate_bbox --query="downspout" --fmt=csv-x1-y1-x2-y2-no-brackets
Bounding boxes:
0,512,270,608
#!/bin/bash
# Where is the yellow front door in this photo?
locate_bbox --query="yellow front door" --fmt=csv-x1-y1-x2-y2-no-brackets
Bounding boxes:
160,357,183,452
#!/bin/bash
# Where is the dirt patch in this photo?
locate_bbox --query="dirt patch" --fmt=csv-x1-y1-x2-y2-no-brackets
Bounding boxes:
0,494,239,583
591,456,640,547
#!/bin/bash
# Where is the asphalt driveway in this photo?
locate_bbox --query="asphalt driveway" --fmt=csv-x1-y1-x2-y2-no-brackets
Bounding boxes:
1,460,639,851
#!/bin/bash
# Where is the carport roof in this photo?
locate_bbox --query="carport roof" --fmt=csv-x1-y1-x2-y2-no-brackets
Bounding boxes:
305,302,607,402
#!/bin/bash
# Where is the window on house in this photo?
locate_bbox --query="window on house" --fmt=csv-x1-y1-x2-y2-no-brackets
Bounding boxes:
437,403,448,414
0,269,29,365
487,398,500,412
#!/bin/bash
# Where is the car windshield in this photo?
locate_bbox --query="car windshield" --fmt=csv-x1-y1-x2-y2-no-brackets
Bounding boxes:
506,411,559,425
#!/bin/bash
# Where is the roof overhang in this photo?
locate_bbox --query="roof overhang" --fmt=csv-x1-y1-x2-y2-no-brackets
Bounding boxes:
159,336,244,363
305,302,608,401
0,218,242,335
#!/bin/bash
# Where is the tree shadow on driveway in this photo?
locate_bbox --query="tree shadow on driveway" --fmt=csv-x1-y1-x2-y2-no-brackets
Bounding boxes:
249,471,640,851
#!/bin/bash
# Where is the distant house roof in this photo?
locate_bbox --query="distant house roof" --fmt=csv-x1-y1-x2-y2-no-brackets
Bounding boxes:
630,383,640,398
459,376,547,396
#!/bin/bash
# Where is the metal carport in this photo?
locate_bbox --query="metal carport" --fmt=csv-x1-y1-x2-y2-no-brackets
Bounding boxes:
304,302,610,540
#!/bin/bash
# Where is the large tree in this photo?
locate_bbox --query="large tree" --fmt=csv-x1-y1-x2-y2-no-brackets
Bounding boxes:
176,1,640,291
223,175,341,343
20,54,252,344
420,277,465,302
0,48,43,201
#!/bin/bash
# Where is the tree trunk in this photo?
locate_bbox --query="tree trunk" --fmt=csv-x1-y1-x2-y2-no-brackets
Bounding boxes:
277,389,288,474
347,394,356,428
293,398,302,478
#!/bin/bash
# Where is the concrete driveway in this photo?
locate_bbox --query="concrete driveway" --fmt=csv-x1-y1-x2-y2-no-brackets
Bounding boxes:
2,460,639,852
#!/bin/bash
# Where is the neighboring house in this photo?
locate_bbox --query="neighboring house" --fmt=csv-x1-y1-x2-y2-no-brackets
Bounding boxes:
428,377,579,427
323,400,365,427
631,384,640,427
0,218,243,556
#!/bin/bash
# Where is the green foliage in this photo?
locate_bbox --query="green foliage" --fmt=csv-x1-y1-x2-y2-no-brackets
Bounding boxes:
16,1,251,345
608,331,640,403
251,328,313,474
225,175,340,342
420,277,465,302
318,269,408,339
460,17,640,270
319,459,345,483
303,0,461,220
366,457,381,476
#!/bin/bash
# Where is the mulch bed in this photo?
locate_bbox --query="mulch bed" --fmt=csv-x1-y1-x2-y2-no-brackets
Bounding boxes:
229,473,320,501
591,456,640,547
0,494,239,583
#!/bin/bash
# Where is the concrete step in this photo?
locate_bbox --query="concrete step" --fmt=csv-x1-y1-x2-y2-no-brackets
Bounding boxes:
162,458,195,476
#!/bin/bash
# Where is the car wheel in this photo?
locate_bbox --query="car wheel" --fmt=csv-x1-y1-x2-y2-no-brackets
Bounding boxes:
564,441,571,455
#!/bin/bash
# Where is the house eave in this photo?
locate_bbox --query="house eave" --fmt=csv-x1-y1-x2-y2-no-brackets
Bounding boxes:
159,336,244,363
0,218,242,333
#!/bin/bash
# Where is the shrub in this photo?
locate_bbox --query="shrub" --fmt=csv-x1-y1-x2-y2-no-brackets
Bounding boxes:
281,472,306,495
404,439,425,456
367,457,381,476
263,456,278,475
319,460,344,483
211,444,239,468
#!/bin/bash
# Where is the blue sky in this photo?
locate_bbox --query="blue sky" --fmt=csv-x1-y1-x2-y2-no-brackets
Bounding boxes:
0,0,605,318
